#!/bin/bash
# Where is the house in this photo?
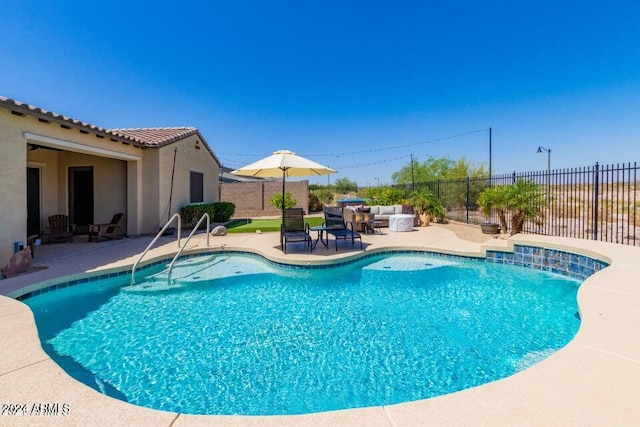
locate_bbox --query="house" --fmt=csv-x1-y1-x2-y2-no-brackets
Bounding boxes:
0,97,221,265
219,165,264,183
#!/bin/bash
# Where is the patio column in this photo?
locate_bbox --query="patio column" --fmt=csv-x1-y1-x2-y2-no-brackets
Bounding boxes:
127,159,143,236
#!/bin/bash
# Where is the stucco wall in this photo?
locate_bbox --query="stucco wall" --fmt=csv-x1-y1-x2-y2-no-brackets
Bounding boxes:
0,104,221,265
220,180,309,217
141,148,160,234
157,136,220,228
0,109,28,265
0,109,143,264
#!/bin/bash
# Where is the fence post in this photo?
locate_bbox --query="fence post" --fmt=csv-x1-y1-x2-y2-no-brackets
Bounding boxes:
593,162,599,240
466,176,470,224
512,171,516,183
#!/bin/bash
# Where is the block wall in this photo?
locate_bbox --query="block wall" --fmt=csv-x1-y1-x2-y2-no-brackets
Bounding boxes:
220,180,309,218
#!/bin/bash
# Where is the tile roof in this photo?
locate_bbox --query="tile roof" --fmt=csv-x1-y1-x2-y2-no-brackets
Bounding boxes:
108,127,199,147
0,96,144,146
0,97,221,165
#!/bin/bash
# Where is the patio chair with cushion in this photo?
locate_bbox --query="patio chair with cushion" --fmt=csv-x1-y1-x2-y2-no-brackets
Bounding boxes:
88,213,125,242
46,214,75,244
323,206,362,251
280,208,312,253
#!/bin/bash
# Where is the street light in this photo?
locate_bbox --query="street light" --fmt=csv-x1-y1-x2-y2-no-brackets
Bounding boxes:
536,146,551,172
536,146,551,203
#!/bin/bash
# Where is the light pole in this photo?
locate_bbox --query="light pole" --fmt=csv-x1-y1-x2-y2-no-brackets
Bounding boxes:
536,146,551,203
489,127,492,179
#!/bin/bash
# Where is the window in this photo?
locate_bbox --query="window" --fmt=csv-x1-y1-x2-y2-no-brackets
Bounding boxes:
190,171,204,203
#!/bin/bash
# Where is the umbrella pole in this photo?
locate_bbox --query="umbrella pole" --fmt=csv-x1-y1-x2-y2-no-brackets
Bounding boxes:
282,169,286,223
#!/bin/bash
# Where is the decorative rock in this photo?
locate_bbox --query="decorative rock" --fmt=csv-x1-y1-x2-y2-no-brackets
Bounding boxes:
2,247,33,278
211,225,228,236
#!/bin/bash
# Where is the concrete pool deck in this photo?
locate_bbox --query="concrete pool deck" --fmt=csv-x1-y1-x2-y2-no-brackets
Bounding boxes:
1,224,639,426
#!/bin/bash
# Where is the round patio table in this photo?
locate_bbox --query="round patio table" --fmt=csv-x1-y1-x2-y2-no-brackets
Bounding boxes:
389,214,414,232
309,226,330,249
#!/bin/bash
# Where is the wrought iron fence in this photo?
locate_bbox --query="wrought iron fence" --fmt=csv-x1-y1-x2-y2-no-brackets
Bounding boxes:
401,162,639,246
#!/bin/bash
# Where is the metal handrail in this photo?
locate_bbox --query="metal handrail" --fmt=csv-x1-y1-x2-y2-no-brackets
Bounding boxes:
130,213,181,285
166,213,210,284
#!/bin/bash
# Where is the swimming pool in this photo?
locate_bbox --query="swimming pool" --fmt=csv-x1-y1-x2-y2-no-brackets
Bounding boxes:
24,251,582,416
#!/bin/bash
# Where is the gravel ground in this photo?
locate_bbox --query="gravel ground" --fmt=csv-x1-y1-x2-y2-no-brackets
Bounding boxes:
432,221,497,243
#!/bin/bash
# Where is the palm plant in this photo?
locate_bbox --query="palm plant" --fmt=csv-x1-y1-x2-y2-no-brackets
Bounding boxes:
505,179,546,235
408,188,445,225
477,185,509,233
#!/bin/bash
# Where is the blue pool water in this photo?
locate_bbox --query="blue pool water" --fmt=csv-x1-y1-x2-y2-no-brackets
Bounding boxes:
24,252,581,415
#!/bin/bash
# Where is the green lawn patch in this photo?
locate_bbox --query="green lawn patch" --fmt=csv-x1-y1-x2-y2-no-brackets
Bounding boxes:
226,217,324,233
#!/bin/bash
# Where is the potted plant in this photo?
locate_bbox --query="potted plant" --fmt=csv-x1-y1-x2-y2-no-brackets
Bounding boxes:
476,185,508,234
477,181,547,236
408,188,445,227
505,179,546,235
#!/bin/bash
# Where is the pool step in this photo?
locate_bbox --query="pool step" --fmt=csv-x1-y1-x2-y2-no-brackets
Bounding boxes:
131,255,276,290
144,255,230,283
123,279,186,293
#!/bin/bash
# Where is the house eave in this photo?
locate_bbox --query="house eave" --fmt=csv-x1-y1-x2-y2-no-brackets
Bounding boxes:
0,97,147,148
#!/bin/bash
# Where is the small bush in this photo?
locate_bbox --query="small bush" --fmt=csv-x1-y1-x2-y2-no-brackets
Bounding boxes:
180,203,216,229
309,192,322,212
269,193,297,210
213,202,235,222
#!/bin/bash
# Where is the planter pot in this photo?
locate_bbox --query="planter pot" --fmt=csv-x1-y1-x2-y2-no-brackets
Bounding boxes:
480,223,500,235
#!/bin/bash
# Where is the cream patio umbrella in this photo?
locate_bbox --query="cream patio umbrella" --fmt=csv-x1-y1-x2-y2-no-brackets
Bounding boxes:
230,150,337,220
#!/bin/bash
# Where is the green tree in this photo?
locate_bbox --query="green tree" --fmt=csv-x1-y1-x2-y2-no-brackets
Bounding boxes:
269,192,297,210
394,156,489,212
334,178,358,194
392,156,488,185
449,158,489,180
366,186,406,205
392,156,452,184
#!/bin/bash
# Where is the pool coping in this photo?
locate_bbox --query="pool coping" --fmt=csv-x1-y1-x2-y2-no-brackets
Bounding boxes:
1,229,639,426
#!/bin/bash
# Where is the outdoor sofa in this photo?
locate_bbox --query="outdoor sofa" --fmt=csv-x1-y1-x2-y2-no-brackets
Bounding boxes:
342,204,419,231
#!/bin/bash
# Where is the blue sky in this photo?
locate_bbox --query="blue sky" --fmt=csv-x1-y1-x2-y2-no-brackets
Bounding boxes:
1,1,639,186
